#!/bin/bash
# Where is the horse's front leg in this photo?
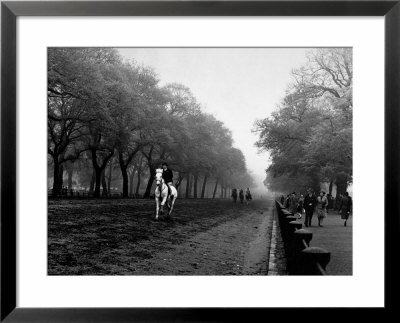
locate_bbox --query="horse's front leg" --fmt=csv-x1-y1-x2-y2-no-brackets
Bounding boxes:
160,195,167,217
155,196,160,219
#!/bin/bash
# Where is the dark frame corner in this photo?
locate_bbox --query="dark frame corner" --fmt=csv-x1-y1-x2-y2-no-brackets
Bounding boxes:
1,1,399,321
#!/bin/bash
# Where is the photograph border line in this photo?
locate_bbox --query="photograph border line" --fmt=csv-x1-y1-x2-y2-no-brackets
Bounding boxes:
1,0,399,321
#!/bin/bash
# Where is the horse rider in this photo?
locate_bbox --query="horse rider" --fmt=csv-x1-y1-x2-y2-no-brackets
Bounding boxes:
231,188,237,202
245,188,252,200
161,162,173,197
239,188,244,203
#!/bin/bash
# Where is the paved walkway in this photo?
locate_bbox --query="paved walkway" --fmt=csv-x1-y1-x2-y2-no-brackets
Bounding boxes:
299,211,353,275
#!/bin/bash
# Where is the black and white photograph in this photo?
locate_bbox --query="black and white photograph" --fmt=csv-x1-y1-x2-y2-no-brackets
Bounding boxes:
47,47,352,276
4,0,398,318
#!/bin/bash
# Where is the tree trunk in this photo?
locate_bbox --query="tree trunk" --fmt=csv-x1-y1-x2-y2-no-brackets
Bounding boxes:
143,165,156,198
108,160,112,193
52,159,60,197
175,172,184,190
335,172,349,197
193,175,198,198
201,175,208,198
89,170,96,193
94,167,102,197
120,165,129,198
129,169,135,197
135,169,142,196
101,169,108,197
67,166,73,190
185,172,191,198
118,153,130,198
329,179,334,195
178,180,182,196
91,148,114,198
188,174,194,198
212,179,219,199
310,172,321,193
58,163,64,190
220,183,224,198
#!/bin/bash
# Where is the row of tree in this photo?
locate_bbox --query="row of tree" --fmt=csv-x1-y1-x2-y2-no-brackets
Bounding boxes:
48,48,254,198
253,48,352,195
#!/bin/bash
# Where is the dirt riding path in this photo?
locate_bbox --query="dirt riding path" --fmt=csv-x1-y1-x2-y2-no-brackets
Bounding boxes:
132,207,273,275
48,198,273,275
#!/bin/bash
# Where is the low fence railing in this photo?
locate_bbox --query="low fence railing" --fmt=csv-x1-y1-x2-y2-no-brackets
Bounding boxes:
48,189,142,199
275,200,331,275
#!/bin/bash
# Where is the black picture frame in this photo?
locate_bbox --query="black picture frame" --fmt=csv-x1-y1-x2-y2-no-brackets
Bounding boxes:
1,1,398,321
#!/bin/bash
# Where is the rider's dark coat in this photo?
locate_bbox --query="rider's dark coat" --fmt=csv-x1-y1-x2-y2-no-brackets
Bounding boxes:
162,168,173,183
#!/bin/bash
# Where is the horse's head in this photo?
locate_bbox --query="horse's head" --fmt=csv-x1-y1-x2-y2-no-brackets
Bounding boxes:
155,169,164,186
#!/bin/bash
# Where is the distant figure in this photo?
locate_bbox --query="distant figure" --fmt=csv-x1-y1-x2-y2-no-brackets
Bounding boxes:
245,188,252,205
339,192,352,226
239,189,244,203
326,193,333,213
284,194,291,208
231,188,238,203
304,188,317,227
334,193,343,210
316,191,328,227
289,192,298,215
297,194,304,219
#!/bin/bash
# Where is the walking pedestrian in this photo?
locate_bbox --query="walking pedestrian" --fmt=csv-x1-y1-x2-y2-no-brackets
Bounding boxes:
326,193,333,214
334,193,343,210
316,191,328,227
303,188,317,227
284,194,290,208
297,194,304,219
289,192,298,215
339,192,352,226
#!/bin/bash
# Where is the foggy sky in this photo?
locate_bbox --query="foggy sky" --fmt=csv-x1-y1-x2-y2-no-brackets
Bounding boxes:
118,48,309,192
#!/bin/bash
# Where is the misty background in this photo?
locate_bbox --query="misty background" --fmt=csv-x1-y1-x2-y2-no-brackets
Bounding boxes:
118,48,310,194
48,47,352,199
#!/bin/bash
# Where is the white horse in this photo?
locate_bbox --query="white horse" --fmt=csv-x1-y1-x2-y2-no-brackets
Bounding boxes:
154,169,178,220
